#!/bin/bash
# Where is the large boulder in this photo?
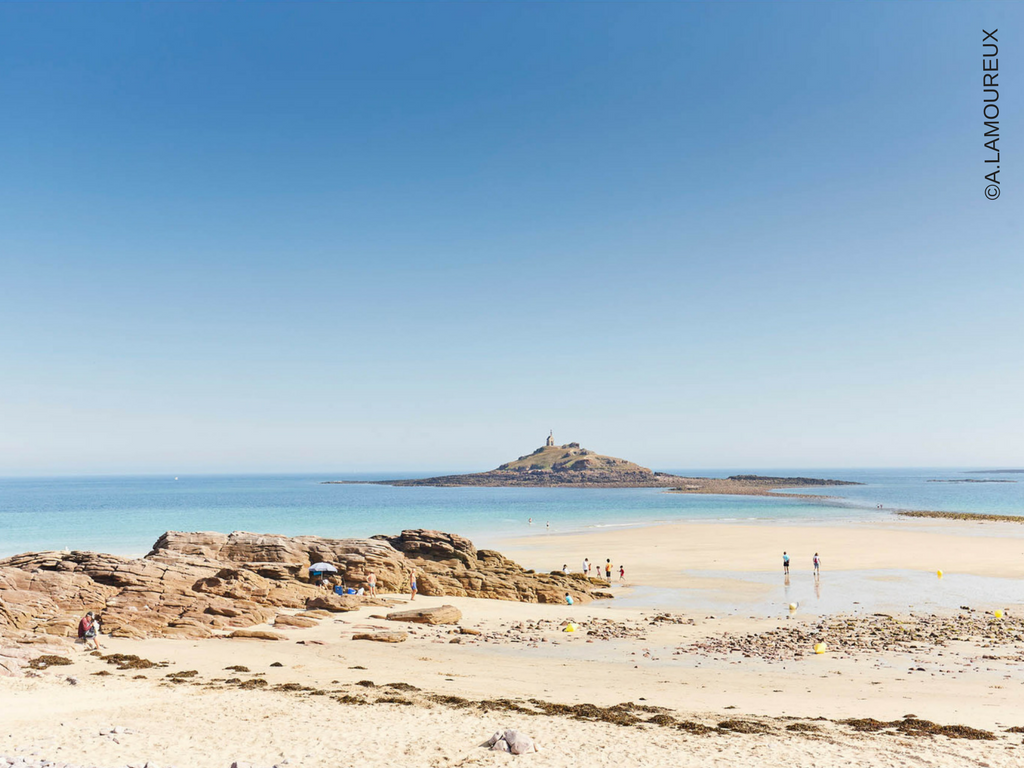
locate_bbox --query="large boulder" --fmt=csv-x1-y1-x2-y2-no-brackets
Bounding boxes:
352,631,407,643
228,629,287,641
305,594,362,612
385,605,462,625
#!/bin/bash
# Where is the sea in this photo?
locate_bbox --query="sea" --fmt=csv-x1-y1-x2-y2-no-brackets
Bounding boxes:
1,467,1022,559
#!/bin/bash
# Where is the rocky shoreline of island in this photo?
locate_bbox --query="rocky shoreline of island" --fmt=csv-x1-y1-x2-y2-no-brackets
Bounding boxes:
322,438,861,493
897,509,1024,524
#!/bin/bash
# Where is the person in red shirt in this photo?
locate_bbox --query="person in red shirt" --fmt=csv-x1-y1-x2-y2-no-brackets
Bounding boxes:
78,611,101,651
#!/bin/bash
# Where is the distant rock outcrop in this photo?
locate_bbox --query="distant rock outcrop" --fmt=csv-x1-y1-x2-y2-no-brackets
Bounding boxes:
0,529,602,647
343,442,685,488
325,439,860,491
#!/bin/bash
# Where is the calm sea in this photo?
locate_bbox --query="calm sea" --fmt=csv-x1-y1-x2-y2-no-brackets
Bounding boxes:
1,468,1021,558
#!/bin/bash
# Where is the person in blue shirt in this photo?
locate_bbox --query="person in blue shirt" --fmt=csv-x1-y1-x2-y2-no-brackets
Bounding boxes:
564,593,574,605
783,551,790,575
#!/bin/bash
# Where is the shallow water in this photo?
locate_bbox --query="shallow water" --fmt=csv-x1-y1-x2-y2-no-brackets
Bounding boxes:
0,468,1021,558
612,568,1024,618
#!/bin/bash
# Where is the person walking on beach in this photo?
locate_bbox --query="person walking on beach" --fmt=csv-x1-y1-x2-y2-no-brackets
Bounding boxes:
605,559,612,579
813,552,821,575
582,558,589,576
783,551,790,575
409,571,417,601
619,564,625,581
367,571,377,597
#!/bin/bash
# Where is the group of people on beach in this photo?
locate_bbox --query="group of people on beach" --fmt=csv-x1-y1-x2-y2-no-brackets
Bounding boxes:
308,566,423,601
563,557,625,581
782,551,821,576
311,570,383,597
560,557,624,605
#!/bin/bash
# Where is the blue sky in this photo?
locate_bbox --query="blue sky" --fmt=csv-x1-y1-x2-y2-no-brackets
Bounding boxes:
0,2,1020,474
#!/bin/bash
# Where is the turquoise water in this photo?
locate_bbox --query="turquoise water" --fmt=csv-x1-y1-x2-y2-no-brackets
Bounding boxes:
0,468,1021,557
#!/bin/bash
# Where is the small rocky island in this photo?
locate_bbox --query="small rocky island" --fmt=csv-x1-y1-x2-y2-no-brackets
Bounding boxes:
327,433,859,493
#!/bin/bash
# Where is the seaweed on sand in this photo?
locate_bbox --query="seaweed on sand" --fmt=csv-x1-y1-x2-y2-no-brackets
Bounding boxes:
717,720,775,734
27,655,73,670
164,669,198,680
102,653,163,670
840,717,995,740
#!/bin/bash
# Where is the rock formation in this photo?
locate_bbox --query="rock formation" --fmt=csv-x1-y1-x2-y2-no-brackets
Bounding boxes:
325,438,858,490
0,529,602,651
341,441,681,487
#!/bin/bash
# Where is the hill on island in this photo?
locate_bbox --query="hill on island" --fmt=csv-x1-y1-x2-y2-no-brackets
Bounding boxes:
326,436,860,492
369,441,675,488
497,442,653,474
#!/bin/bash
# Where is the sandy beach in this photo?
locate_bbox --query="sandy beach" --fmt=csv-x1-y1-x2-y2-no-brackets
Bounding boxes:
4,517,1024,767
498,517,1024,584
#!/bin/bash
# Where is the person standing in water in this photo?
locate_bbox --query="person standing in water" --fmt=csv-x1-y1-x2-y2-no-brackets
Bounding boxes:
783,551,790,575
605,559,612,579
813,552,821,575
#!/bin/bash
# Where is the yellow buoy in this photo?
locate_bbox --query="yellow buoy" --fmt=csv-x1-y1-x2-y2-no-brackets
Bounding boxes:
936,570,943,578
994,609,1004,619
814,642,827,654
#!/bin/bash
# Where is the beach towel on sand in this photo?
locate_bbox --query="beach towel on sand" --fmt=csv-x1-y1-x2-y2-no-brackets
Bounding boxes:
486,729,536,755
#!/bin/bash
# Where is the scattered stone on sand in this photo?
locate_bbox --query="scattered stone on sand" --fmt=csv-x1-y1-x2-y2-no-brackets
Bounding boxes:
679,612,1024,663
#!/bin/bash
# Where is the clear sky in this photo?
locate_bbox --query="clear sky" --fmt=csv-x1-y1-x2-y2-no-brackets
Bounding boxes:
0,2,1021,475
